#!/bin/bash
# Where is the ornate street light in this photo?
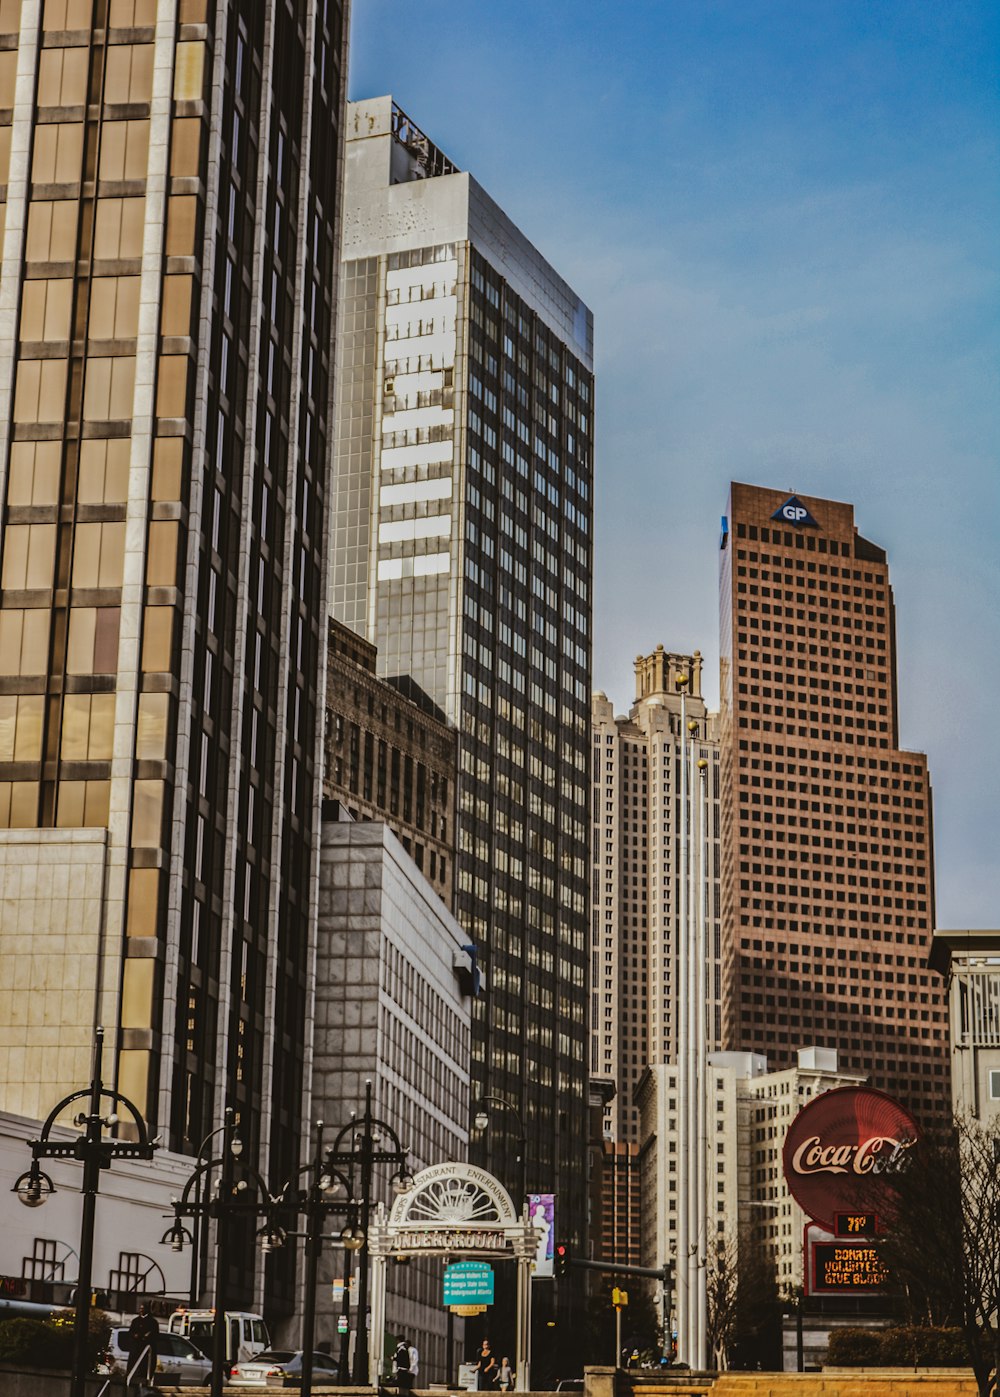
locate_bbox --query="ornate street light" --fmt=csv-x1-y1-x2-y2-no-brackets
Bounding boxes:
326,1081,410,1384
472,1094,527,1209
13,1028,158,1397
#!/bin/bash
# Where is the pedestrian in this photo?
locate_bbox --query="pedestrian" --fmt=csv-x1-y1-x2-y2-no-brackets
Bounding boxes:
476,1339,498,1390
407,1339,420,1384
498,1355,514,1391
126,1303,159,1390
394,1337,413,1391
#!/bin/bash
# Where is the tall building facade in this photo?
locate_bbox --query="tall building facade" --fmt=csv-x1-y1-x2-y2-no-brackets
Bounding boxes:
330,98,594,1238
591,648,720,1144
0,0,349,1319
325,616,456,908
719,484,949,1125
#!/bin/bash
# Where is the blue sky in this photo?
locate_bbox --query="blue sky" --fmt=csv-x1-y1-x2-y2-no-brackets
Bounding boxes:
349,0,1000,926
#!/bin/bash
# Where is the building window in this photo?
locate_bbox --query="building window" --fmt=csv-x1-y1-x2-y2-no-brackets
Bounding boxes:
989,1070,1000,1101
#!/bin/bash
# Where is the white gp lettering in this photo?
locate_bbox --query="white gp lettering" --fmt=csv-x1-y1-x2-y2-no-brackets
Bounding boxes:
781,504,807,522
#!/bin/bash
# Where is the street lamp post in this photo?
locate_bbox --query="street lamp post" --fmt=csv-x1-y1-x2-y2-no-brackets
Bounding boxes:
13,1028,158,1397
275,1121,354,1397
473,1094,527,1210
326,1081,412,1384
165,1108,279,1397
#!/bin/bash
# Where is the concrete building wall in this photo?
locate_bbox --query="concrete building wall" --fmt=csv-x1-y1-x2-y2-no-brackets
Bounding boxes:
931,929,1000,1126
314,819,472,1380
0,1109,196,1310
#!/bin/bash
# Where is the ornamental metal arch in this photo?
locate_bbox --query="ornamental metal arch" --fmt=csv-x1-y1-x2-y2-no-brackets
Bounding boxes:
367,1162,538,1391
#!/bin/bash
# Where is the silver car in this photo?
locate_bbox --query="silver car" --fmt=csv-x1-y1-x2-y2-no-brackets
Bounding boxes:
106,1327,213,1386
229,1350,340,1387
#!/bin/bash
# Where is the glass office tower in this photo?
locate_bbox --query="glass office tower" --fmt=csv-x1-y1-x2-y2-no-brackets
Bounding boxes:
331,97,594,1246
0,0,348,1315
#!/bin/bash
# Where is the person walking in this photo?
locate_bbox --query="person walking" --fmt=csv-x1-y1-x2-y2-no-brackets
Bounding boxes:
407,1339,420,1385
476,1340,498,1390
498,1355,514,1391
125,1304,159,1390
394,1337,413,1391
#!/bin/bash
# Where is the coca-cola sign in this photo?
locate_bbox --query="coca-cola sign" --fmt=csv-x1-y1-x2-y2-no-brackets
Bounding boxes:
782,1086,919,1230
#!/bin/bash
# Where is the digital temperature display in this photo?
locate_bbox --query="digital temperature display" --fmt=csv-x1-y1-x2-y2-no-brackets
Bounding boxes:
834,1212,877,1237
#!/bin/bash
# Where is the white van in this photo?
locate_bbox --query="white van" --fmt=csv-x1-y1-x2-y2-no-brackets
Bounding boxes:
166,1309,270,1368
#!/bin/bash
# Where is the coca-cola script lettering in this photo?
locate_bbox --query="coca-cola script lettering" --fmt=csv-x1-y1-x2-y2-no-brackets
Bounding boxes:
790,1134,913,1177
781,1086,920,1234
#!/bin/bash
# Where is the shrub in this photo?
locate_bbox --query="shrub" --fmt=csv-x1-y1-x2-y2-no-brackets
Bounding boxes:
826,1324,971,1369
0,1309,111,1372
877,1325,969,1367
826,1327,884,1367
0,1318,74,1368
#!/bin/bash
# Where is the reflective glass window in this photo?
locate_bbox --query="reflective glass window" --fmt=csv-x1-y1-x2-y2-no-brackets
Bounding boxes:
135,692,168,759
71,521,126,588
66,606,120,673
83,355,135,419
165,195,197,255
98,119,149,180
78,438,130,503
126,866,159,935
13,358,68,422
6,441,62,505
61,693,115,759
1,523,56,588
42,0,92,30
145,520,178,586
31,122,84,182
36,47,89,106
140,606,172,670
105,45,154,104
0,782,39,828
89,276,141,339
56,778,110,826
0,610,50,674
19,278,73,340
25,201,79,262
93,196,145,258
0,695,45,761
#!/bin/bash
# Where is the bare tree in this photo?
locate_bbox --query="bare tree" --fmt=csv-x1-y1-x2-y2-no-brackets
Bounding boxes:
865,1116,1000,1397
705,1234,740,1370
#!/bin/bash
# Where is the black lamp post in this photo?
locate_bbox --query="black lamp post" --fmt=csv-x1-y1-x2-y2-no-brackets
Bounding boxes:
272,1120,355,1397
326,1081,413,1384
473,1094,527,1210
165,1108,279,1397
12,1028,158,1397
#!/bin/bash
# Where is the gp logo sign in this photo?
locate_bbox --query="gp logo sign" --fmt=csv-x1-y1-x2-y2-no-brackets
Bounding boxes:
772,495,819,528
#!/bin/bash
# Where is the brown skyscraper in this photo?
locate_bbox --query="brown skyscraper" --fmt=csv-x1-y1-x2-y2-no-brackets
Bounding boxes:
719,483,949,1125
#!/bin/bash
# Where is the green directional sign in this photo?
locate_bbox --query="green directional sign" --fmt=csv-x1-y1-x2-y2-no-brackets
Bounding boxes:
443,1261,494,1306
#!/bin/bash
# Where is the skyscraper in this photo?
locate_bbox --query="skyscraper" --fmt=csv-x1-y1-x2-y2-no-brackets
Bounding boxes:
719,483,949,1124
591,648,720,1142
330,98,594,1240
0,0,349,1317
591,648,720,1265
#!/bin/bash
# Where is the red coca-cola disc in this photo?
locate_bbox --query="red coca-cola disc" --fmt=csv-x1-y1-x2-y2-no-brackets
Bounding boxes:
781,1085,920,1230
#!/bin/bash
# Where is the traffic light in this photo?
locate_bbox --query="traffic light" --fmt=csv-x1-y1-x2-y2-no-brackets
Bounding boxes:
555,1243,570,1278
611,1287,628,1309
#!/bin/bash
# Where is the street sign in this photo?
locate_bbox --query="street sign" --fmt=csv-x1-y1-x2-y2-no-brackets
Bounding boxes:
443,1261,494,1306
451,1304,487,1316
332,1276,358,1303
338,1315,349,1334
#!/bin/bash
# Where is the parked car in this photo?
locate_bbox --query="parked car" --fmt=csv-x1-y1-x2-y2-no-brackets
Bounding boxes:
105,1327,213,1386
229,1350,341,1387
